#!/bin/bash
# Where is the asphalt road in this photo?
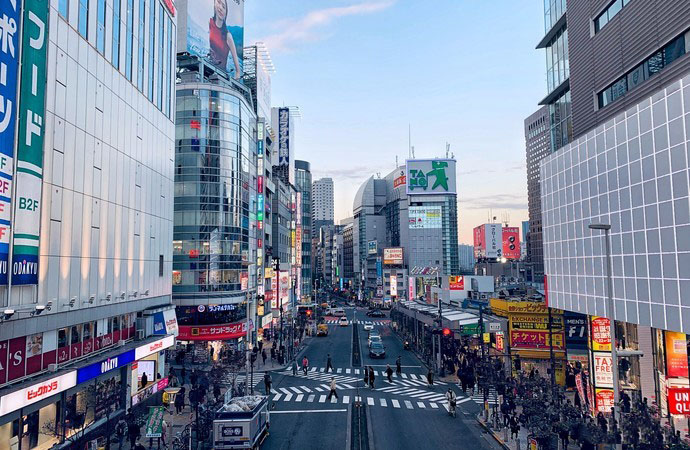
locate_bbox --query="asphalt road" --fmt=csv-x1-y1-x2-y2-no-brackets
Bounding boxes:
259,297,501,450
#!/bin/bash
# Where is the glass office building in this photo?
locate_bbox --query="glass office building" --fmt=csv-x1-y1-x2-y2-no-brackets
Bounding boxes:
295,160,312,299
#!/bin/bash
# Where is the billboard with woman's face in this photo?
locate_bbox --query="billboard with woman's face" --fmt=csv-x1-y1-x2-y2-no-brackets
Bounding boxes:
186,0,244,79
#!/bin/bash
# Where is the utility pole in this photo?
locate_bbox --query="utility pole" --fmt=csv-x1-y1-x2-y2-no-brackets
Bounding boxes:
437,272,443,375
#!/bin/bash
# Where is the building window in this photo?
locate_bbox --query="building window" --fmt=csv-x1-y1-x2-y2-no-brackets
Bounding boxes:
594,0,632,33
597,30,688,109
137,0,145,91
96,0,106,54
157,4,164,109
112,0,121,69
58,0,69,19
167,16,173,118
148,0,155,101
125,0,134,81
159,255,164,276
78,0,89,38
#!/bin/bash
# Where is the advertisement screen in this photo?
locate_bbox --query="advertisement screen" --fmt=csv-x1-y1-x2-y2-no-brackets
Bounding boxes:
485,224,502,259
186,0,244,79
137,360,156,383
449,276,464,290
502,227,521,260
367,241,378,255
665,331,689,378
390,275,397,297
590,316,611,352
473,225,484,258
383,248,403,265
409,206,442,229
406,159,456,195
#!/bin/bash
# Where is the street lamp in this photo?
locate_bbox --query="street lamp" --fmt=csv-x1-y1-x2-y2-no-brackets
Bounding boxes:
589,223,621,436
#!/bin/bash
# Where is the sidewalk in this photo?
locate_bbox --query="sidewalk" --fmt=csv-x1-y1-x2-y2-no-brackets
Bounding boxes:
476,414,579,450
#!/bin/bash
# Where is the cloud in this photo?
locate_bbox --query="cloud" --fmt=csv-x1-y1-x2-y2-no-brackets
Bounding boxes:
312,165,375,181
459,193,527,210
257,1,395,53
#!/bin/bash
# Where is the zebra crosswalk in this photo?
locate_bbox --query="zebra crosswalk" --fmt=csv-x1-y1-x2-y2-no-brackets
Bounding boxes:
269,391,444,411
467,388,500,406
324,320,389,326
279,367,446,386
224,372,265,388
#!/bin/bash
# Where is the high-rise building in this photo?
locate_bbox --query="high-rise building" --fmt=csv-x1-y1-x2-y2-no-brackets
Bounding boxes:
312,178,334,229
0,0,177,445
342,217,355,288
295,160,312,300
458,244,476,274
539,0,690,419
524,106,551,283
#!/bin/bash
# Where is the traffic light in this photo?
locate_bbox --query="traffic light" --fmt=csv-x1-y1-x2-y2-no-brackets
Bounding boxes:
442,328,451,336
306,309,312,317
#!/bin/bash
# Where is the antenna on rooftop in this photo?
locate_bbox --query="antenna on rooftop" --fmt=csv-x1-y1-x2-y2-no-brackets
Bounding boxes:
446,142,450,158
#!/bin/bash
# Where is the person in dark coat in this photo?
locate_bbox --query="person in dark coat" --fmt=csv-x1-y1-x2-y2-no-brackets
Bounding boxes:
174,387,186,414
368,367,375,389
386,365,393,383
427,368,434,386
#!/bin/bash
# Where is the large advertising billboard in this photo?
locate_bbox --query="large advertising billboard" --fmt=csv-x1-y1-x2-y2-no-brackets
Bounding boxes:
408,206,442,229
406,159,456,195
666,331,689,378
502,227,521,260
186,0,244,79
278,107,289,166
390,275,397,297
474,224,502,259
473,225,484,259
383,248,403,265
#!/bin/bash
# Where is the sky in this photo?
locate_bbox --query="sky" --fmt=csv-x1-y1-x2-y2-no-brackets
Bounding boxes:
245,1,547,244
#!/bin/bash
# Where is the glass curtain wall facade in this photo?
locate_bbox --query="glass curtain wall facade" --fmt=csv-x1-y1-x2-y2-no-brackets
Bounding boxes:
173,87,257,304
295,161,312,298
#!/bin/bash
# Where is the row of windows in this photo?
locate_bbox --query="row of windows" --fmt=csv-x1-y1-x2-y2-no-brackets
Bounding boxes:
543,0,566,33
546,27,569,94
58,0,174,118
594,0,632,34
598,31,690,109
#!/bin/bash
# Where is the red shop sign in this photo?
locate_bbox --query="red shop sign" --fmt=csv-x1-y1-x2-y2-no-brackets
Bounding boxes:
669,388,690,415
177,321,253,341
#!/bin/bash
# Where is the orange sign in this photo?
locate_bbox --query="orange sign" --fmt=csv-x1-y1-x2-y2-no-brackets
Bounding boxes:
449,276,464,290
665,331,689,378
393,175,406,188
590,316,611,351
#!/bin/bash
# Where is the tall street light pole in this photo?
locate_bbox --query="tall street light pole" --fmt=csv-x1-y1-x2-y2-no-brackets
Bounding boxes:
589,223,621,442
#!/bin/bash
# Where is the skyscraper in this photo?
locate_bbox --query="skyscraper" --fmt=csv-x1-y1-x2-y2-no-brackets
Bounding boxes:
295,160,312,299
312,177,334,229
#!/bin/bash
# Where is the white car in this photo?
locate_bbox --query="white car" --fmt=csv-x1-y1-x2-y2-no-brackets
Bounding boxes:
368,335,382,347
363,324,374,331
339,317,349,326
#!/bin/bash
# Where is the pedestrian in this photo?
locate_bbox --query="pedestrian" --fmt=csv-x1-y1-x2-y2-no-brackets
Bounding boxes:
133,440,146,450
510,415,520,440
181,366,187,385
270,346,276,361
128,421,141,449
386,364,393,383
213,383,221,402
396,356,402,376
427,368,434,387
115,418,127,450
302,356,309,375
326,354,333,373
327,377,339,401
140,371,148,389
264,372,272,394
190,369,198,387
559,428,569,449
292,359,298,376
210,346,215,361
174,387,185,414
368,367,375,389
363,366,369,388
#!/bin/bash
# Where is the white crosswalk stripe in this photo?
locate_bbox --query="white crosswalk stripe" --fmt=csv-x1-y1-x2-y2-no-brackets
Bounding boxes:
319,395,326,403
284,393,293,401
380,398,387,407
404,400,413,409
270,391,444,411
343,396,350,403
391,399,400,408
417,402,426,408
367,397,374,406
430,402,438,409
296,394,303,402
308,394,315,402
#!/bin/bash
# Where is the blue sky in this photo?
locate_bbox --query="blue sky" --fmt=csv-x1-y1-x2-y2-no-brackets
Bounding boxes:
245,1,547,243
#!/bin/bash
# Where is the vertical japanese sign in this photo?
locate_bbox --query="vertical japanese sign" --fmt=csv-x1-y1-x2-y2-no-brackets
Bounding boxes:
0,0,20,285
278,107,289,166
13,0,48,285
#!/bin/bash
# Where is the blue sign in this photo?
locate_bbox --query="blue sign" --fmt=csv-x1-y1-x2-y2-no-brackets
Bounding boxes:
257,140,264,156
153,311,166,335
376,258,382,278
0,0,21,285
77,349,136,384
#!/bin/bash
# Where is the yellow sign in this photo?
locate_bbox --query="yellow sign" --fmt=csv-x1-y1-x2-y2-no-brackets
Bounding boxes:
265,268,274,279
490,298,562,316
511,314,563,330
483,333,491,343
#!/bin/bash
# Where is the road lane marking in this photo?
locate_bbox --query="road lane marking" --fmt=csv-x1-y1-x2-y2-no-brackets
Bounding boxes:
315,387,325,392
355,396,361,402
457,397,473,404
343,396,350,403
416,393,443,400
296,394,304,402
301,387,312,392
271,409,347,414
355,369,360,375
337,368,342,374
401,374,408,379
346,369,351,374
380,398,387,407
404,401,413,409
319,395,327,403
442,403,449,412
367,398,374,406
307,395,315,402
310,367,317,372
330,396,338,403
273,393,282,401
342,384,354,389
320,368,325,372
391,399,400,408
280,388,292,395
284,394,293,401
290,387,302,393
417,402,426,408
429,403,438,408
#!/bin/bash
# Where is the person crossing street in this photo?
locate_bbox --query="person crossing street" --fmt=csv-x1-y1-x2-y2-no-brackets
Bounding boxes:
327,377,339,401
386,364,393,383
264,372,272,394
427,368,434,387
446,388,457,416
302,356,309,375
396,356,402,376
326,354,333,373
368,367,375,389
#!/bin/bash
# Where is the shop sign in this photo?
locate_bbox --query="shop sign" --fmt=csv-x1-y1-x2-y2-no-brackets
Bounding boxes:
383,248,403,265
135,335,175,360
367,240,378,255
511,314,562,331
592,352,613,388
449,276,464,290
590,316,611,351
406,159,456,195
503,302,549,314
177,321,253,341
393,175,406,188
153,309,178,336
0,371,77,416
261,314,272,328
145,406,166,438
77,350,136,384
408,276,415,300
510,330,564,350
162,0,175,16
132,378,169,406
496,333,504,352
665,331,689,378
575,373,585,407
564,312,588,350
390,275,397,297
668,388,690,415
595,388,614,413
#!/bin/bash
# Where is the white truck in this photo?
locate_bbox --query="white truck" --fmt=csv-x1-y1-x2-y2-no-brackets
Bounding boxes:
213,395,270,449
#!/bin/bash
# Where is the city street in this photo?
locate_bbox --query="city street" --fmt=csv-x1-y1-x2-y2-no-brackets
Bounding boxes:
259,302,501,449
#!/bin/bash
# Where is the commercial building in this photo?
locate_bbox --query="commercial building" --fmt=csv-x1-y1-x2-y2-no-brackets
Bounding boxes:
295,160,312,300
312,177,334,230
341,217,355,289
458,244,475,274
539,0,690,421
0,0,178,447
